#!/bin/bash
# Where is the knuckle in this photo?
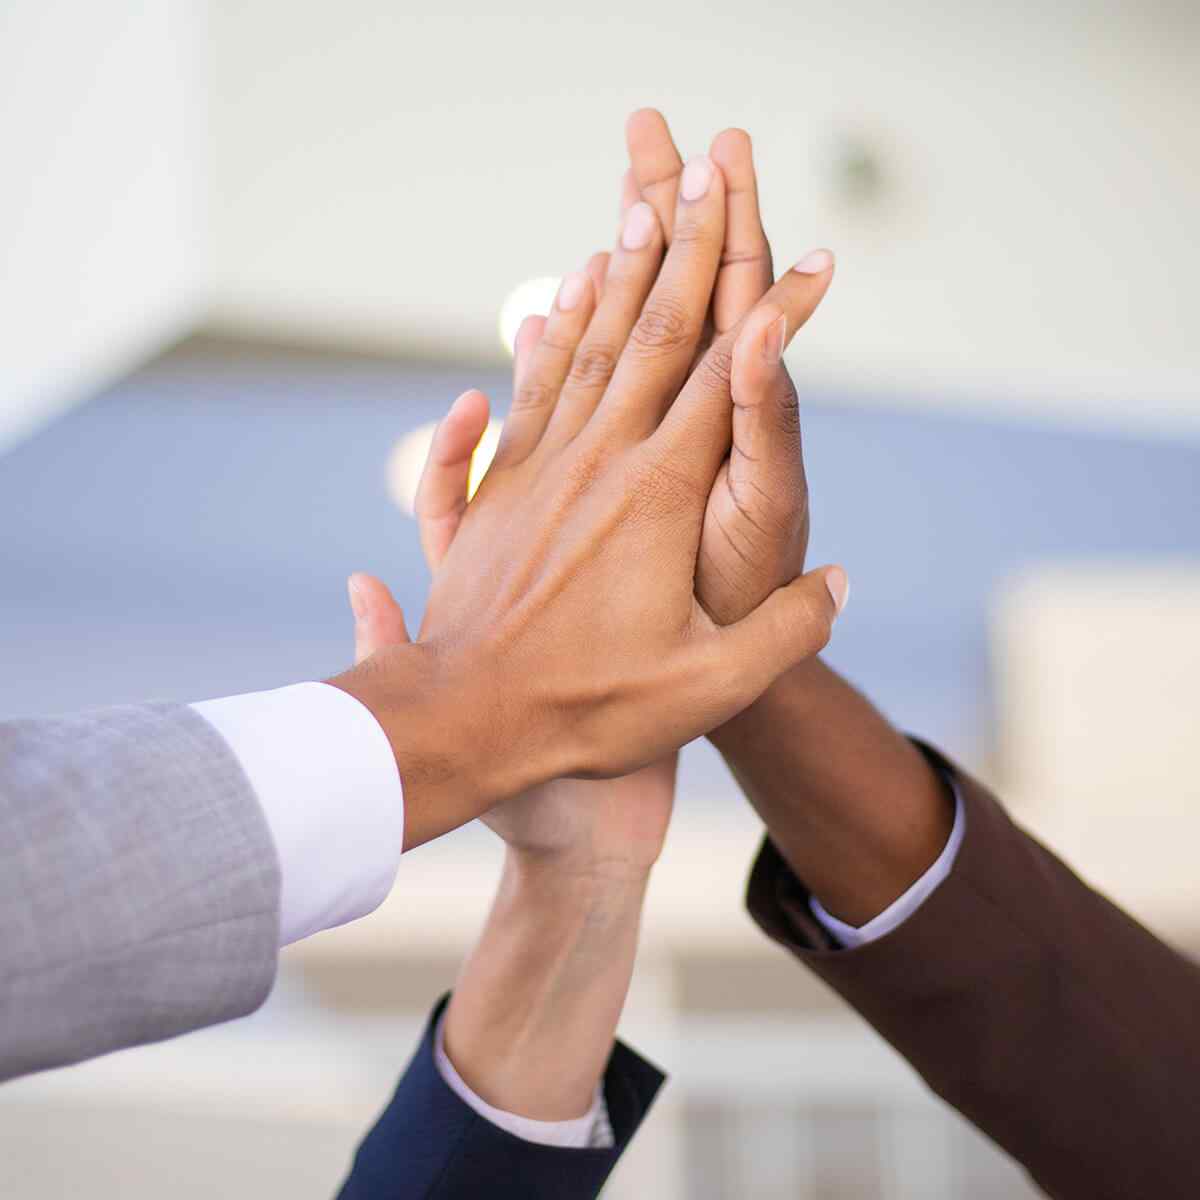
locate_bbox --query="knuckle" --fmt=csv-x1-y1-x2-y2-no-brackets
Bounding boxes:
720,245,771,269
670,216,718,250
695,343,734,392
511,380,557,415
792,590,834,652
629,296,691,357
568,344,619,389
773,374,802,438
538,328,579,357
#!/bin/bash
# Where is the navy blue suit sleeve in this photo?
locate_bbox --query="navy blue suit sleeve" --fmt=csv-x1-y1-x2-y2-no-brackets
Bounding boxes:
337,995,666,1199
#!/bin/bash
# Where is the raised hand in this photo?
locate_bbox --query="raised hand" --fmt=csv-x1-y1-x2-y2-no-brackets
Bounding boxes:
617,110,838,625
332,146,843,850
350,488,676,877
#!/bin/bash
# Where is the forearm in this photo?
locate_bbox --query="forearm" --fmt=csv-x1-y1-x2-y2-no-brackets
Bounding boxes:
712,657,954,925
442,851,648,1121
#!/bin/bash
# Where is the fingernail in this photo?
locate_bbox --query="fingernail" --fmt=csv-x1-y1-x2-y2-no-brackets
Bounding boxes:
793,248,835,275
557,271,588,312
825,566,850,616
445,390,473,422
348,574,367,620
680,155,714,202
763,314,787,364
622,201,657,250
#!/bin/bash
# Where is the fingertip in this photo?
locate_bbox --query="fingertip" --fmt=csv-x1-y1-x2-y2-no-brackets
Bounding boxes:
734,303,787,369
585,249,609,283
447,387,491,424
620,199,661,251
792,248,836,276
710,126,753,164
626,106,668,144
434,390,490,464
823,565,850,616
347,572,368,620
513,314,546,359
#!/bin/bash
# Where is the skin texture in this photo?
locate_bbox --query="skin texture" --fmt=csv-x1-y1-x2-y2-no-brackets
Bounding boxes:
383,109,949,926
350,571,672,1120
616,112,953,923
341,119,845,1119
330,149,843,852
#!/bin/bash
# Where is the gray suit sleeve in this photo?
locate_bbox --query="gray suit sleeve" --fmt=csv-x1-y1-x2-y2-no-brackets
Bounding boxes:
0,702,281,1082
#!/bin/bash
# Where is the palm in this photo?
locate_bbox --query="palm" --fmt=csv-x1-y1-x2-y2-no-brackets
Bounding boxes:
483,757,677,873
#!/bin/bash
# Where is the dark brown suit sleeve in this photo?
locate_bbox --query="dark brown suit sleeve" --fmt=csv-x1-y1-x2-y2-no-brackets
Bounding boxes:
746,741,1200,1200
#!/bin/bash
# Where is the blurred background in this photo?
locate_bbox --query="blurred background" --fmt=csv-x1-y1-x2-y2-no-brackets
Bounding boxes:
2,1,1198,1196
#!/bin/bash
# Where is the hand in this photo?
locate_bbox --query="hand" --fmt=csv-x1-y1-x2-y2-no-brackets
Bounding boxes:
614,117,952,924
349,572,675,879
614,110,837,626
332,150,842,849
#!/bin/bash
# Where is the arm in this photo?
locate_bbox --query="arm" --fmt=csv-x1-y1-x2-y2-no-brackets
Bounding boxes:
713,658,953,924
338,996,663,1200
0,114,840,1084
338,838,666,1200
441,846,656,1129
743,738,1200,1200
0,703,279,1082
0,683,402,1083
619,112,947,922
620,112,1200,1199
338,459,673,1196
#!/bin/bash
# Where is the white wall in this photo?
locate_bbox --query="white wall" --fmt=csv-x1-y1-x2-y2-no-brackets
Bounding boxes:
0,1,207,452
3,1,1198,447
208,0,1200,437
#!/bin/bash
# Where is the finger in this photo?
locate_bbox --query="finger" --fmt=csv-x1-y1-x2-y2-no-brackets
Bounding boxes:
414,389,490,569
493,269,596,469
585,251,609,305
511,314,547,397
591,155,727,442
651,249,835,489
540,200,664,450
349,572,411,664
727,304,803,503
625,108,683,242
703,565,848,713
619,168,640,218
709,128,774,332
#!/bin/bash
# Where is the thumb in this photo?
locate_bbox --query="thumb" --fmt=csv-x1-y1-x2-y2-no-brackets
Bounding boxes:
729,305,804,496
348,572,411,664
716,565,849,710
413,389,491,570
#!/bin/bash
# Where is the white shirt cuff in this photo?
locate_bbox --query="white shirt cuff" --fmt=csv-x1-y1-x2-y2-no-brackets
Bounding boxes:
810,782,966,949
191,682,403,946
434,1014,614,1149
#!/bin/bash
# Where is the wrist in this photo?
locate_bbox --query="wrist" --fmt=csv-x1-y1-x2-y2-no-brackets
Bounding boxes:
710,657,955,925
327,642,562,849
501,846,652,925
442,845,647,1121
710,655,828,754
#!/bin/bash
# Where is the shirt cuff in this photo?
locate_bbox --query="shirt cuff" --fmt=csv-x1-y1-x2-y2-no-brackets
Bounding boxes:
809,781,966,949
433,1013,615,1149
191,682,403,946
